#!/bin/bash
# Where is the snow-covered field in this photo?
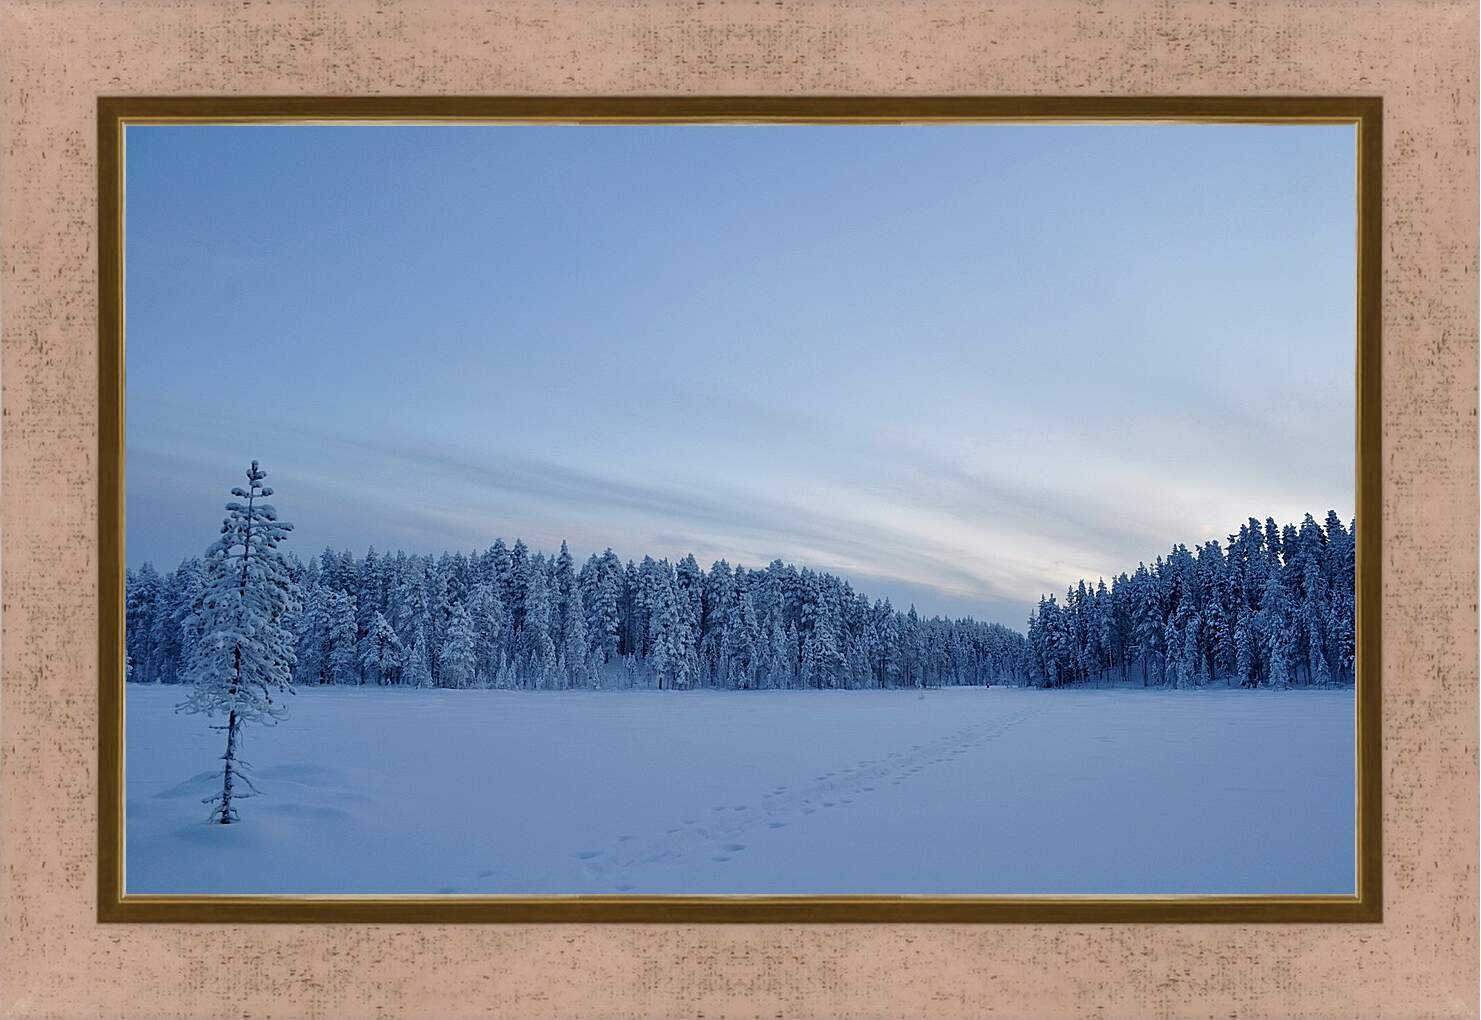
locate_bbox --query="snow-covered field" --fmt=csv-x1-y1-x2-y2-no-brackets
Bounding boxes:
125,685,1355,895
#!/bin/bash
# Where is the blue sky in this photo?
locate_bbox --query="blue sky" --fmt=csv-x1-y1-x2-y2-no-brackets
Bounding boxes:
125,122,1356,627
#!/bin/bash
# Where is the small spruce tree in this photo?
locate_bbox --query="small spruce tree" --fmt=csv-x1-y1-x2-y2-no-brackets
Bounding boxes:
179,462,298,824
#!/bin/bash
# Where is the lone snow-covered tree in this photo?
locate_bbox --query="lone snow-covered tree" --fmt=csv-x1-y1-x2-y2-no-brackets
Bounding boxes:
179,461,299,824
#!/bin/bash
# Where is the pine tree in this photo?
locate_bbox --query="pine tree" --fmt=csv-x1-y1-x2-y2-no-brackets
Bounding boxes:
440,601,478,689
470,581,509,686
325,588,360,685
674,553,704,678
559,581,591,689
1182,611,1208,687
589,549,624,663
489,538,515,614
648,574,688,690
1234,608,1255,687
360,610,403,686
1267,628,1293,689
1260,573,1295,689
877,600,902,688
803,597,844,689
722,588,761,688
518,560,556,688
508,539,530,632
424,558,454,685
552,540,579,644
1324,513,1357,684
150,557,204,684
697,560,732,686
1129,564,1162,686
404,627,433,688
178,462,298,824
1163,615,1183,689
392,562,431,666
294,583,329,684
126,563,163,682
621,559,642,657
357,546,382,637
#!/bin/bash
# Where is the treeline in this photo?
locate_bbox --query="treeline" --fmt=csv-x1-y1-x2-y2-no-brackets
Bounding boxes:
126,510,1356,694
1025,512,1355,689
126,541,1030,690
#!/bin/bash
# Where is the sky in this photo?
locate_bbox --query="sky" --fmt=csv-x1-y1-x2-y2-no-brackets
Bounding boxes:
124,122,1356,627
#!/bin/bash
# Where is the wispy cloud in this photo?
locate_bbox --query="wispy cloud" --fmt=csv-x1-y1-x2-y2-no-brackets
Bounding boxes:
124,123,1356,627
130,389,1348,630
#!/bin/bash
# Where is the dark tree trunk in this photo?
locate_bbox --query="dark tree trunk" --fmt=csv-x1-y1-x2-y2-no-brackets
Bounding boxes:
217,708,239,824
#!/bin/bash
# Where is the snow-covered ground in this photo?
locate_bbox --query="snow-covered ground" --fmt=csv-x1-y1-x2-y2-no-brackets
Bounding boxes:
125,685,1355,895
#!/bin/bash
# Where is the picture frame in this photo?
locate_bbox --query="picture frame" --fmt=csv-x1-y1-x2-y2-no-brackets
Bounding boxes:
2,4,1473,1019
96,94,1383,925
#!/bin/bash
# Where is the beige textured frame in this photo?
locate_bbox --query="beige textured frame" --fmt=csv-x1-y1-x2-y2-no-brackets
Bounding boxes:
3,2,1476,1017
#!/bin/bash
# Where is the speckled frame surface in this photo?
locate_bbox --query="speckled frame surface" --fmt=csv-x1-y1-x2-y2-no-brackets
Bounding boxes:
1,3,1476,1018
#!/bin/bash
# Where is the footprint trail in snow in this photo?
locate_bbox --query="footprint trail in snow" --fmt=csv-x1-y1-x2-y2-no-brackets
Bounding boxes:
570,704,1043,888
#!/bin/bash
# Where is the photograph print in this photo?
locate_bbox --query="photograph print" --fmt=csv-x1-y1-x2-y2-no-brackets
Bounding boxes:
119,118,1361,899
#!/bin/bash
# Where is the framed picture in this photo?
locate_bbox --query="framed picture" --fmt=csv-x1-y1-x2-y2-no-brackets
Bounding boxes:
98,96,1381,923
4,4,1476,1018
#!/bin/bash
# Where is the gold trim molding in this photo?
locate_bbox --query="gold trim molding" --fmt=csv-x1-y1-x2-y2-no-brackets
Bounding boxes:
97,95,1383,924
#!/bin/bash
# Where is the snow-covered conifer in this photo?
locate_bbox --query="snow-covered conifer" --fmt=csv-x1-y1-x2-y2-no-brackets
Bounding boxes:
178,461,298,824
360,610,403,685
470,582,509,685
325,588,360,685
404,627,433,688
440,601,477,689
126,563,163,682
559,583,591,689
1234,609,1255,687
518,561,556,688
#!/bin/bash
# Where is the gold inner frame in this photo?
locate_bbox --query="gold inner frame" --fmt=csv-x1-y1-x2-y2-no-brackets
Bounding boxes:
97,95,1382,924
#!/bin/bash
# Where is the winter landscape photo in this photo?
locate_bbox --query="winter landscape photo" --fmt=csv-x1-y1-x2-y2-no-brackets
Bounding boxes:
122,122,1359,896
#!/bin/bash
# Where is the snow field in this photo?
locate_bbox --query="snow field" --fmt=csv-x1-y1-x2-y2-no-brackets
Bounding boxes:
125,684,1355,895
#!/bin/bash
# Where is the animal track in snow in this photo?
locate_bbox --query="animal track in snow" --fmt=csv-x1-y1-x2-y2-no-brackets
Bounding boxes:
568,705,1043,884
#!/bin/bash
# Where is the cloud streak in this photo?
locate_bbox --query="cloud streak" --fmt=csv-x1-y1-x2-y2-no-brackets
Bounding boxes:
123,122,1357,628
129,383,1351,630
